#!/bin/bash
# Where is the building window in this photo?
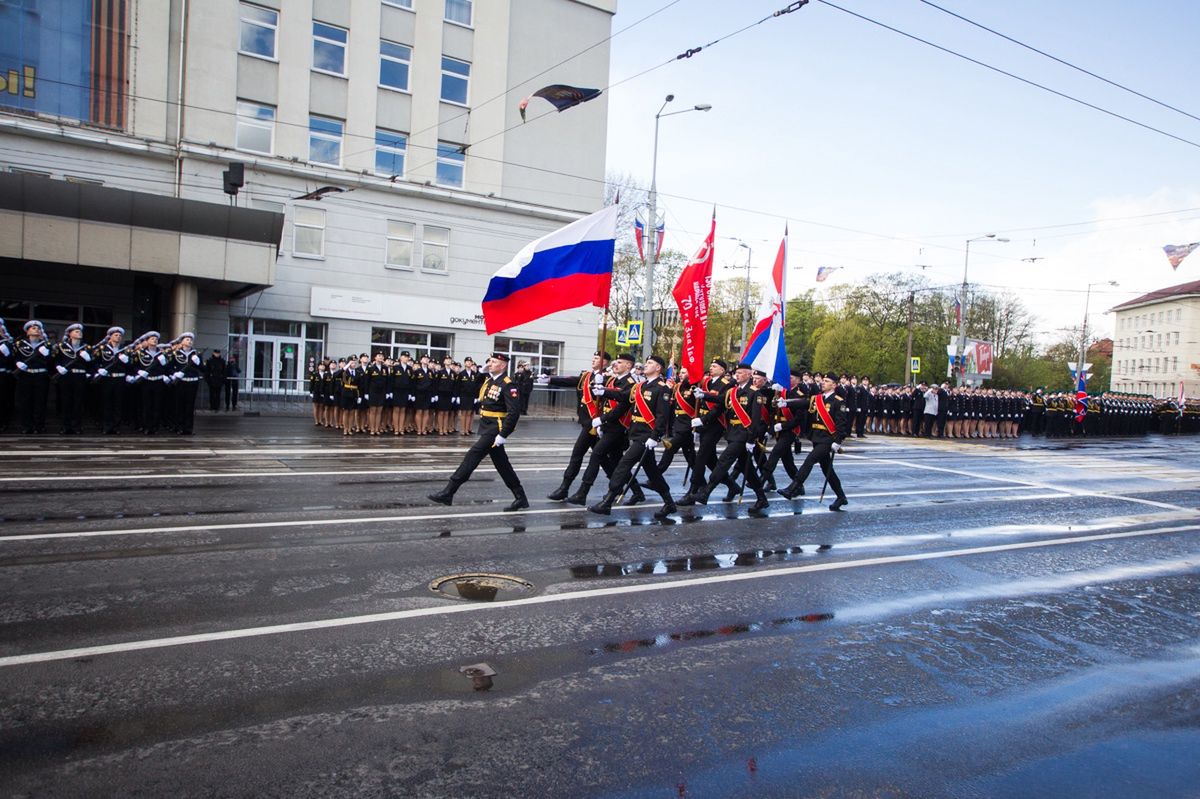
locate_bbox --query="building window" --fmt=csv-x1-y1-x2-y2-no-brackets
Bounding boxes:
423,226,449,272
293,206,325,257
309,115,343,165
1174,331,1180,345
436,142,465,187
236,100,275,154
380,41,412,91
1173,356,1179,372
440,56,470,105
375,129,407,176
386,221,415,269
493,337,562,377
239,3,277,59
445,0,473,26
313,22,348,76
384,0,414,7
371,328,452,362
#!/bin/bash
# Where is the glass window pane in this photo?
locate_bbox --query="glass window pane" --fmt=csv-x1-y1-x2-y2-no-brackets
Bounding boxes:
376,148,404,175
388,220,414,238
310,116,342,136
314,41,344,73
242,5,276,25
295,226,323,255
386,240,413,267
445,0,472,25
294,207,324,226
436,160,463,187
240,25,275,58
437,142,464,161
422,244,447,271
441,75,467,104
424,225,449,246
380,59,409,90
381,41,411,60
313,22,347,43
442,56,470,76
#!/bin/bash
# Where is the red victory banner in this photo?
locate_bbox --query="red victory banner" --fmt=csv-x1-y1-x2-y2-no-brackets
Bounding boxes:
672,210,715,379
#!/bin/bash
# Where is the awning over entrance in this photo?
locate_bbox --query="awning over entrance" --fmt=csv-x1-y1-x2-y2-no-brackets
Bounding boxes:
0,172,283,296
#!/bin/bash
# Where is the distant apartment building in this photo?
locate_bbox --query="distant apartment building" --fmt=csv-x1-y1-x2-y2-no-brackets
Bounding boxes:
0,0,615,391
1110,279,1200,397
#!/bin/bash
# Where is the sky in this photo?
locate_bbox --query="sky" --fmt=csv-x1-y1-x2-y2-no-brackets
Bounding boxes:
597,0,1200,346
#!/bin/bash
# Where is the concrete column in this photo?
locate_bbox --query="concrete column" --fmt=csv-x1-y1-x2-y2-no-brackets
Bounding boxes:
169,278,199,337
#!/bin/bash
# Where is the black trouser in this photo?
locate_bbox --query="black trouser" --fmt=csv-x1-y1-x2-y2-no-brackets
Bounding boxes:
224,379,239,409
609,427,671,498
792,439,846,500
578,427,624,486
59,373,87,432
0,371,14,431
140,379,164,433
690,422,729,493
207,381,223,411
449,416,522,492
559,424,598,486
764,430,799,484
936,413,948,437
854,410,867,436
16,372,49,433
101,376,126,432
704,429,764,498
175,379,200,433
1028,408,1044,435
658,414,696,472
921,413,936,437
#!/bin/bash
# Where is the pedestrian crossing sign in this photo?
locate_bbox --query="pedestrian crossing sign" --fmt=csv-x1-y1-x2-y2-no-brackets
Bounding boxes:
910,357,921,374
626,321,643,345
615,327,628,346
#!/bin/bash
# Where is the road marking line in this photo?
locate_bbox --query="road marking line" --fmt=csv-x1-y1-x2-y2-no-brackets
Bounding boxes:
0,486,1054,542
2,524,1197,668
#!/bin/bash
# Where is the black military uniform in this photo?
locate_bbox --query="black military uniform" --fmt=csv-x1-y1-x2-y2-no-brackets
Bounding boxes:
13,320,52,434
54,323,93,434
589,355,675,518
566,353,643,507
93,327,129,434
545,351,611,500
656,371,698,475
169,333,204,434
428,352,528,511
678,362,770,512
763,369,806,490
780,375,850,510
684,360,740,500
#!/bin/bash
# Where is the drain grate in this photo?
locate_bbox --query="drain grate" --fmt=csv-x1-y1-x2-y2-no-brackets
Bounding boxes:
430,573,535,602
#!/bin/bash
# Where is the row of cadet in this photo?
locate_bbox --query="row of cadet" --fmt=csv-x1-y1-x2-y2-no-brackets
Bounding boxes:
0,320,209,435
306,353,535,436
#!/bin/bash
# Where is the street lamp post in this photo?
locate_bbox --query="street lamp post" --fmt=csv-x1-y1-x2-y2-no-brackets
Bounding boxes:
954,234,1008,386
643,95,711,361
737,241,752,350
1078,280,1119,385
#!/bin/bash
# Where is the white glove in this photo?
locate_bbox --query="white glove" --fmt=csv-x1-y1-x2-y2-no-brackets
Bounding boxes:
118,353,129,363
173,371,184,380
37,345,50,356
55,365,68,375
408,395,415,403
494,435,507,447
746,442,755,453
191,354,201,366
0,343,8,356
386,392,393,400
80,350,92,362
157,354,167,365
163,376,173,384
773,423,783,433
593,387,605,397
831,442,842,453
591,417,602,429
327,395,334,402
692,387,706,399
536,375,550,384
126,375,136,383
775,397,786,407
16,360,28,371
690,417,703,429
772,383,785,392
356,397,362,405
363,394,370,401
431,395,438,403
137,370,149,378
646,439,660,451
97,368,109,377
452,396,460,405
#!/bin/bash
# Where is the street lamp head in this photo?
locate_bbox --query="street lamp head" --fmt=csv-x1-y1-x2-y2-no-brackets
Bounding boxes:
1107,280,1119,287
737,241,750,250
664,94,675,103
994,237,1010,243
694,104,712,111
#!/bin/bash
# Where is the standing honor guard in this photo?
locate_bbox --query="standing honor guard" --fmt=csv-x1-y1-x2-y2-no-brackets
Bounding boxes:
168,333,204,435
0,320,14,432
588,354,676,518
544,350,611,501
131,331,167,434
779,373,850,510
93,327,129,434
678,361,771,512
13,320,52,434
428,352,529,511
53,323,93,434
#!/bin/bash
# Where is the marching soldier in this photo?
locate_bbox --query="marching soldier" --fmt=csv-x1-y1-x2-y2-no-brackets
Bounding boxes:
54,323,93,434
779,373,850,511
544,350,611,500
566,353,645,507
763,368,805,491
588,354,676,518
677,362,771,512
13,320,52,434
428,352,529,512
682,358,741,502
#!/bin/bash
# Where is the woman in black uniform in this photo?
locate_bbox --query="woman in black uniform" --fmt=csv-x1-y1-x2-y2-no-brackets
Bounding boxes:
435,357,455,434
366,352,388,435
412,355,434,434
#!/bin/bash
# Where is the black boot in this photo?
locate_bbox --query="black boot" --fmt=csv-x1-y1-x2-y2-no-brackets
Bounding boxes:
624,481,647,506
676,490,699,507
829,496,848,512
763,478,778,492
547,480,571,501
504,488,529,512
428,479,459,506
750,493,770,512
588,490,618,515
566,483,591,506
778,479,805,500
654,493,677,519
722,479,741,503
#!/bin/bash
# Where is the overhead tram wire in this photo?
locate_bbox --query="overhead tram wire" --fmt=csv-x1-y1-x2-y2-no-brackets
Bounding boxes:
814,0,1200,152
917,0,1200,126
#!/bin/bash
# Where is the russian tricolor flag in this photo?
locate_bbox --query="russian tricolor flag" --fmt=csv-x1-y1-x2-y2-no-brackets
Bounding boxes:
740,229,790,387
482,205,619,335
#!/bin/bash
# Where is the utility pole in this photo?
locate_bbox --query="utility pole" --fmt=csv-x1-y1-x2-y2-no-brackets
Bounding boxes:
904,290,915,384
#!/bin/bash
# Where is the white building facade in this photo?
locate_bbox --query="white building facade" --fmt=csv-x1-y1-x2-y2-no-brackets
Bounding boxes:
0,0,615,392
1109,279,1200,398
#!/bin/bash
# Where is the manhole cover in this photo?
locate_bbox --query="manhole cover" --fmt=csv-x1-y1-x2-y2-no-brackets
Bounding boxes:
430,573,535,602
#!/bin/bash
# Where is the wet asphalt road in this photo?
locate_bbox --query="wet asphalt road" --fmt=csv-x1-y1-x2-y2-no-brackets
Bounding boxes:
2,417,1199,798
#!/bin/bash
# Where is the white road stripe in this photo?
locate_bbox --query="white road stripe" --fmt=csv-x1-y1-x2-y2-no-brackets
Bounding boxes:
0,486,1056,542
2,524,1196,668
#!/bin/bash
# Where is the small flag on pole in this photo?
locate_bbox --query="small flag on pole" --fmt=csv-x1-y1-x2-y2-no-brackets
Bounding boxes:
815,266,840,282
634,216,664,264
953,295,962,326
1164,243,1199,270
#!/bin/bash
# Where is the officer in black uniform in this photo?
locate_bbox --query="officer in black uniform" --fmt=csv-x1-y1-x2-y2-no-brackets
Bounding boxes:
779,374,850,510
655,365,699,475
428,352,529,511
92,326,129,434
545,350,611,500
684,358,740,501
678,361,770,512
588,354,676,518
763,367,805,490
13,320,52,434
168,333,204,435
54,322,93,434
566,352,645,507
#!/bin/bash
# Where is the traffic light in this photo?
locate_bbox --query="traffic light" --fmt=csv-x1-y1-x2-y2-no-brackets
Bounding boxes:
223,162,245,197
